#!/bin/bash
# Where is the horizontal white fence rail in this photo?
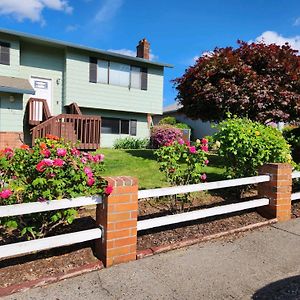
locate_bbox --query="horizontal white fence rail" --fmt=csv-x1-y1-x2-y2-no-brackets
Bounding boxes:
138,175,270,199
0,196,102,218
292,192,300,201
137,198,269,231
0,228,102,260
292,171,300,179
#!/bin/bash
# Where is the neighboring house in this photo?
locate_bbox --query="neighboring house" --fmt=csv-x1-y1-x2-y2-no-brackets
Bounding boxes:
154,103,216,139
0,28,172,149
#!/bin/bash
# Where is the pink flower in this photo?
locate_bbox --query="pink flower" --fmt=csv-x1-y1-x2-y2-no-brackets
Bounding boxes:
201,138,208,145
53,158,65,167
71,148,80,157
93,154,104,163
57,148,67,157
84,166,93,177
41,149,51,157
81,157,87,164
0,189,12,199
4,147,13,154
200,173,207,181
87,154,94,161
205,159,209,165
87,177,95,186
43,158,54,166
185,141,190,146
104,185,113,195
36,161,46,172
189,146,197,154
178,138,184,145
46,173,56,178
201,145,209,152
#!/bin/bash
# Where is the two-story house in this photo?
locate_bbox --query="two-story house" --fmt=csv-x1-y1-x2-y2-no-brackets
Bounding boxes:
0,28,172,149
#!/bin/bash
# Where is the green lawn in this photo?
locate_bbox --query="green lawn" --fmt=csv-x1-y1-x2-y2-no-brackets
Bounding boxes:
98,149,225,189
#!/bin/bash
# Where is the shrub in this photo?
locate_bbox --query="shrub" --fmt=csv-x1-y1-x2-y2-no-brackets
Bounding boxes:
283,126,300,163
175,122,191,130
158,116,177,125
213,117,292,178
113,137,149,149
150,125,183,148
155,138,209,209
0,136,110,239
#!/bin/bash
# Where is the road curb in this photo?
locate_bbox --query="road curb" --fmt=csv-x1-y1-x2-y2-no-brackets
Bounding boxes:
0,261,103,298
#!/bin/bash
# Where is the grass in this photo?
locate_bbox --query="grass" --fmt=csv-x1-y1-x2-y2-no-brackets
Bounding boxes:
97,149,225,190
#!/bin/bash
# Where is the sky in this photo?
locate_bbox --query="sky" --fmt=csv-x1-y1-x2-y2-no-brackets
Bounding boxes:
0,0,300,107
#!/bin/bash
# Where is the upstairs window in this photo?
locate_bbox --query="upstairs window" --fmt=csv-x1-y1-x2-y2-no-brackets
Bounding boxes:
0,41,10,65
90,57,147,90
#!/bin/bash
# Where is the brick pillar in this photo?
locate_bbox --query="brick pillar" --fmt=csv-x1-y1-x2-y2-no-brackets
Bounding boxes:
258,163,292,221
95,176,138,267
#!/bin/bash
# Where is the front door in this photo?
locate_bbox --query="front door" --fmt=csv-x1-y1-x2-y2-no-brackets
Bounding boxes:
30,77,52,121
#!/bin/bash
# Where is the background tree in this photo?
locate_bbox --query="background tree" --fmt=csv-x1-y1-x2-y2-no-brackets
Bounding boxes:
173,41,300,124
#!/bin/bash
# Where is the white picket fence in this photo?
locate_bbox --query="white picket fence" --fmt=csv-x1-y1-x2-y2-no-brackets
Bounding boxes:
137,171,300,231
0,196,102,259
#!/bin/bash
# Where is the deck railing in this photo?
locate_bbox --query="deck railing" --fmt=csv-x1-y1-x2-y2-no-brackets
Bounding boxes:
31,114,101,149
27,98,52,126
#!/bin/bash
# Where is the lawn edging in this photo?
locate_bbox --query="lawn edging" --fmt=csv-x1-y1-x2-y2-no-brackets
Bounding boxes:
136,218,277,259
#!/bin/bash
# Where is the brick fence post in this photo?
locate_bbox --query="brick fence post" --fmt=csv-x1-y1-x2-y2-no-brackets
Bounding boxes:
95,176,138,267
258,163,292,221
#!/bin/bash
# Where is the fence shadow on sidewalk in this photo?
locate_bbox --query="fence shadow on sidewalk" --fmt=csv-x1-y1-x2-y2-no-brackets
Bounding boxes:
252,275,300,299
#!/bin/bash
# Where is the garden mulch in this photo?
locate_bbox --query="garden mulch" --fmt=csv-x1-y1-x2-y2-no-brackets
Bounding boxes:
0,189,275,291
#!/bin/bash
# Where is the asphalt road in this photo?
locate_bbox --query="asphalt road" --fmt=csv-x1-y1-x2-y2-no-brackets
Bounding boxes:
4,219,300,300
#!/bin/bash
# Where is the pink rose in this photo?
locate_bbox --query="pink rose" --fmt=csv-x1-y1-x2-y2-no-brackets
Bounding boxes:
201,173,207,181
43,158,54,166
41,149,51,157
93,154,104,163
87,177,95,186
57,148,67,157
81,157,87,164
104,185,113,195
201,145,209,152
189,146,197,154
201,138,208,145
71,148,80,157
84,166,93,177
205,159,209,165
53,158,65,167
0,189,12,199
36,161,46,172
178,138,184,145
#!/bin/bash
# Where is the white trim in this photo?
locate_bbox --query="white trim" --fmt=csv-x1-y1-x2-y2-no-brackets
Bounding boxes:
138,175,270,199
292,192,300,201
292,171,300,179
137,198,269,231
0,228,102,259
0,196,102,218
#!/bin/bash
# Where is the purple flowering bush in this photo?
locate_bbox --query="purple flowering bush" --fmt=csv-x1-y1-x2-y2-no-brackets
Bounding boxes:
150,125,183,148
0,136,111,239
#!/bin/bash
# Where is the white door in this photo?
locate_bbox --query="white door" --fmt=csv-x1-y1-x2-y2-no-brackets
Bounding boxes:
30,77,52,121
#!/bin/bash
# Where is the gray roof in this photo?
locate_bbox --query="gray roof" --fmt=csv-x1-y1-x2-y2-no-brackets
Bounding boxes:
0,28,173,68
163,103,182,113
0,75,35,94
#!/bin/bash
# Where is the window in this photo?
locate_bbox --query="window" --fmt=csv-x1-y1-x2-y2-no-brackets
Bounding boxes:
130,66,141,89
101,118,137,135
97,60,109,84
90,57,147,90
0,41,10,65
110,62,130,87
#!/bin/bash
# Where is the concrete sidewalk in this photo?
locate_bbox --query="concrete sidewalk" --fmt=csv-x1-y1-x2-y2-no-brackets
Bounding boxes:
4,219,300,300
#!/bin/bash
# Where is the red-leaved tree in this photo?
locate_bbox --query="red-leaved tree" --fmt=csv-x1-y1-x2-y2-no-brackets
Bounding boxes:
173,41,300,124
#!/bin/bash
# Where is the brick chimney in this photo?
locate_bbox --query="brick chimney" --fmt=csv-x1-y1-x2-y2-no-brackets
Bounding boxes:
136,38,150,59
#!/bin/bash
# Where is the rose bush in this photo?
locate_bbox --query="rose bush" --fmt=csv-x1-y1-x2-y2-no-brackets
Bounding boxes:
0,136,111,239
155,138,208,210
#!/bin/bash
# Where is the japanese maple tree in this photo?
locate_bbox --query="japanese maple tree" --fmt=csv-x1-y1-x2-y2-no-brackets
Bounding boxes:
173,41,300,124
